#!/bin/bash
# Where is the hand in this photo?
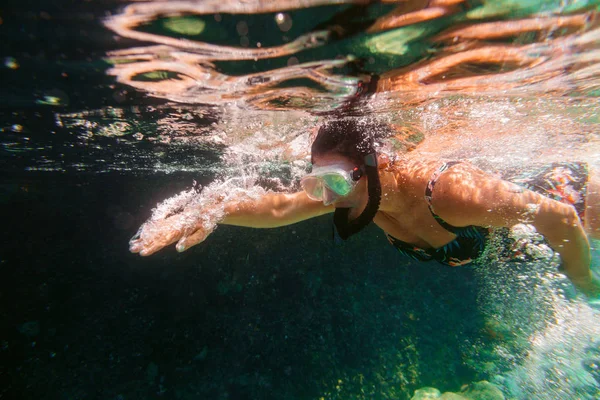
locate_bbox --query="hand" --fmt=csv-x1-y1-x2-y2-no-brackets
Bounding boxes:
129,210,213,256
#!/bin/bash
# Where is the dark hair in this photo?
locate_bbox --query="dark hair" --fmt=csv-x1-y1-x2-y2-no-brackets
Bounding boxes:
311,119,387,165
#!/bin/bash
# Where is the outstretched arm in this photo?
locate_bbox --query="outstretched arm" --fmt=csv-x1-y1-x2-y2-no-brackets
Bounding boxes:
130,191,332,256
222,191,333,228
431,165,595,294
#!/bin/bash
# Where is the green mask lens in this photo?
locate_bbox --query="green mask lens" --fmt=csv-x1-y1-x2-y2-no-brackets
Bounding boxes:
323,174,352,196
301,164,361,202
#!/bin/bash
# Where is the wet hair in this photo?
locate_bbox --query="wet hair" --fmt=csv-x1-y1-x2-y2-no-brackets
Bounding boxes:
311,119,386,165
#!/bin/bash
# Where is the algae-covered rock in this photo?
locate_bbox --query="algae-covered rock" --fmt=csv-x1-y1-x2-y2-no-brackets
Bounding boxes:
411,387,441,399
412,381,504,400
459,381,505,400
18,321,40,337
440,393,467,400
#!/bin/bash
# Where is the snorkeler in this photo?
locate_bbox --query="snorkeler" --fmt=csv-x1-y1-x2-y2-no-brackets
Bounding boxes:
129,120,600,297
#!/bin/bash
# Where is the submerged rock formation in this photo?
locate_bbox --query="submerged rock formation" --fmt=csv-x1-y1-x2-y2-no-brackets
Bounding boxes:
411,380,505,400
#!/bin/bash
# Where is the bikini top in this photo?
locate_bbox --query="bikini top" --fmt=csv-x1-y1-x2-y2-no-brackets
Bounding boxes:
387,161,489,267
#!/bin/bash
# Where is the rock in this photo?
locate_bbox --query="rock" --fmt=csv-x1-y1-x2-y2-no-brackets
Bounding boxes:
194,346,208,361
440,393,467,400
18,321,40,337
146,362,159,383
411,387,441,399
412,381,504,400
459,381,505,400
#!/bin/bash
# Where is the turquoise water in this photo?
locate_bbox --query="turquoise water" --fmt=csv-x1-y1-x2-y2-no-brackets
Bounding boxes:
1,1,600,399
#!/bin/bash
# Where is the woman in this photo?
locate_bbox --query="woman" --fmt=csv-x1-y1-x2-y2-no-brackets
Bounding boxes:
130,120,600,297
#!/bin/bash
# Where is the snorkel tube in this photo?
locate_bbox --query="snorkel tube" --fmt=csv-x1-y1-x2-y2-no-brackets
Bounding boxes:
333,152,381,240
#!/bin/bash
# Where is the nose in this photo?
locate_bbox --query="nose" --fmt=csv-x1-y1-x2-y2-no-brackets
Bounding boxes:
322,187,340,206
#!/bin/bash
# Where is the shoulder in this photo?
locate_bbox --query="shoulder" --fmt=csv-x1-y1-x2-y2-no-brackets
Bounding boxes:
377,157,456,212
383,156,484,190
420,161,488,209
430,162,530,226
429,162,493,199
378,157,433,192
381,155,444,178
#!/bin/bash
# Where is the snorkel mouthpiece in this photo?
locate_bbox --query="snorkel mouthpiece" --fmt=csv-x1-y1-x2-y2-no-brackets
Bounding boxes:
333,152,381,240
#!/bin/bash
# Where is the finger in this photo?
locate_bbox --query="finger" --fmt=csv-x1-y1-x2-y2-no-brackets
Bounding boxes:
129,226,145,253
139,239,172,256
139,244,161,256
139,227,185,256
130,226,143,242
130,240,143,253
129,229,155,254
176,229,209,252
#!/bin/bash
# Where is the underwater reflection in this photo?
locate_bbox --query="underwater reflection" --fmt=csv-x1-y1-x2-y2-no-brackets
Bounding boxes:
377,14,599,99
106,48,361,111
103,0,599,111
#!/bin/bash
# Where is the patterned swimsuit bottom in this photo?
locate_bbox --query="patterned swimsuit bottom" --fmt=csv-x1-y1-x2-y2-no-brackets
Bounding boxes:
387,162,589,267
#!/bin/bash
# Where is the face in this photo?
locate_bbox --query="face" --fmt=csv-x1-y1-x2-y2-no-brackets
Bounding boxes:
310,153,368,208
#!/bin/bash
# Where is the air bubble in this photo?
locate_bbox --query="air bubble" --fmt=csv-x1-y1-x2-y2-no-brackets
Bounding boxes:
4,57,19,69
236,21,248,36
275,13,292,32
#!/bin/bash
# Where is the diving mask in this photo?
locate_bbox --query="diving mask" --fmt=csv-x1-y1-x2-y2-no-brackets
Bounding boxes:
301,164,364,204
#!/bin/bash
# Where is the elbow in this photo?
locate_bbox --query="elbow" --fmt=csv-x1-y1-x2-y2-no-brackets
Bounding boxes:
270,206,287,221
268,194,294,223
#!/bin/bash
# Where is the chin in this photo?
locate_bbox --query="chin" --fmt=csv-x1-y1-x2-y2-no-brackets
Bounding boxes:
332,200,354,208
